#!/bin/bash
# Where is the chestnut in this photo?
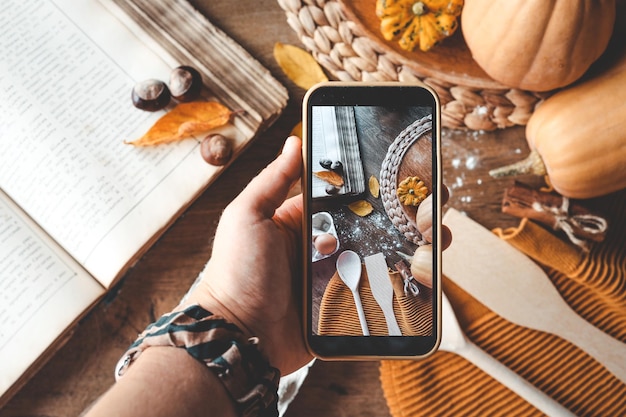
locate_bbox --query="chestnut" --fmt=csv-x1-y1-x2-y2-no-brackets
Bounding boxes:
131,79,171,111
325,184,339,195
169,65,203,102
331,160,343,172
201,134,232,166
319,158,332,169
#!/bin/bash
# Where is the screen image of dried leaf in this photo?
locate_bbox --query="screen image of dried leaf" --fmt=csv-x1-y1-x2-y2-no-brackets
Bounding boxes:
314,170,344,187
273,42,328,90
369,175,380,198
348,200,373,216
126,101,233,146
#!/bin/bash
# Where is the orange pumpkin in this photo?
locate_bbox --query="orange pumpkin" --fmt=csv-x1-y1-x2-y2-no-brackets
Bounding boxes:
490,52,626,199
461,0,616,91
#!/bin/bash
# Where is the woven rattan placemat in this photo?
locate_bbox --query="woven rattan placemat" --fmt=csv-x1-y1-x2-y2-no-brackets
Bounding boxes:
277,0,548,130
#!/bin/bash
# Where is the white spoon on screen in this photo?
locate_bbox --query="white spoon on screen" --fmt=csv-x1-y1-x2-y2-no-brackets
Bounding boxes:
337,250,370,335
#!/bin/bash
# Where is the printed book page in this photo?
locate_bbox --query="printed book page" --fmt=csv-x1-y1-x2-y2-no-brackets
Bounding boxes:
311,106,342,198
0,190,104,399
0,0,233,287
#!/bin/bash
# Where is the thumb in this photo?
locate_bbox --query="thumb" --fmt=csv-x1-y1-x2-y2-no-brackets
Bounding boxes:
236,136,303,219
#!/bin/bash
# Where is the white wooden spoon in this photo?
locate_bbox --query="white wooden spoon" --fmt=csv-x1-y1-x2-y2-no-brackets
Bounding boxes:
442,208,626,385
441,291,576,416
337,250,369,336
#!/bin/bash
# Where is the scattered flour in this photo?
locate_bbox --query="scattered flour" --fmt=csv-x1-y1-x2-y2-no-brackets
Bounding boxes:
465,155,478,170
333,208,413,258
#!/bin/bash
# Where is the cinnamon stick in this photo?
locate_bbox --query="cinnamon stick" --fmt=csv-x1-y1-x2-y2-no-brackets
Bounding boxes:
502,181,608,243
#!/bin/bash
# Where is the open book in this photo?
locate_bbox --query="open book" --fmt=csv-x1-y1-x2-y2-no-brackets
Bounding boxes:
0,0,287,407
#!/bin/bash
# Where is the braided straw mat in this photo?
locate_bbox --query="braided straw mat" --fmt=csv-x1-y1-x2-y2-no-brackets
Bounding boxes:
277,0,547,131
379,191,626,417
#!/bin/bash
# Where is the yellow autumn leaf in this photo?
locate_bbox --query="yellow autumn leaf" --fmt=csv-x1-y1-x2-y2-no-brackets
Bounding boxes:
274,43,328,90
126,101,233,146
348,200,373,216
369,175,380,198
290,121,302,138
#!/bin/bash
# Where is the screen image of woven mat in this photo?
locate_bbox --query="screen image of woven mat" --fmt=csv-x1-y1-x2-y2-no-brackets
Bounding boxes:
380,191,626,416
318,269,432,336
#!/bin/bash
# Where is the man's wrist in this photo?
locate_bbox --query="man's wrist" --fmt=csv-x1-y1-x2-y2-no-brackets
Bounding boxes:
115,304,280,417
182,282,275,366
86,346,238,417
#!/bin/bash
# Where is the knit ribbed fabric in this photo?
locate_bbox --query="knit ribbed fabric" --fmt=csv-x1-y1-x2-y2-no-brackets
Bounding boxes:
495,197,626,343
379,191,626,416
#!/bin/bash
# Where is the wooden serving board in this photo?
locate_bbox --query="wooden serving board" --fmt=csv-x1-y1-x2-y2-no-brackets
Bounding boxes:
396,131,433,226
337,0,504,89
379,116,433,244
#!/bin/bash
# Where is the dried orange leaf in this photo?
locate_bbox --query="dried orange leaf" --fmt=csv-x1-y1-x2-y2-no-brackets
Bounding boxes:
314,170,344,187
369,175,380,198
126,102,233,146
348,200,374,217
274,42,328,90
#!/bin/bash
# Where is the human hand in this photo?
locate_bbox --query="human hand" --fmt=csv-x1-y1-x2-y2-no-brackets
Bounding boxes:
84,139,308,417
184,135,451,376
416,186,452,249
407,187,452,287
184,136,311,376
84,137,452,417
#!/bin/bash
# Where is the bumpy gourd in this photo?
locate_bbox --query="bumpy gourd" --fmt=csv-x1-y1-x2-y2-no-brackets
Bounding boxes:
461,0,616,91
397,176,429,206
376,0,463,52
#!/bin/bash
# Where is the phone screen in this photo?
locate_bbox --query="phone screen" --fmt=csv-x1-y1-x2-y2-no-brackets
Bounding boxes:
303,82,441,359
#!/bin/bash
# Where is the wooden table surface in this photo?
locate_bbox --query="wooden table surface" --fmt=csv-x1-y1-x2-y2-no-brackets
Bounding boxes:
0,1,536,416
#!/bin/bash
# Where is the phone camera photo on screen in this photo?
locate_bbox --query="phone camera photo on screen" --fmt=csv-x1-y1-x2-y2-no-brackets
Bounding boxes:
302,82,442,359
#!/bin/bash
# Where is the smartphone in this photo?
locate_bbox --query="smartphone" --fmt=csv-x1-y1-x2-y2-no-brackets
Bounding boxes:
302,81,442,359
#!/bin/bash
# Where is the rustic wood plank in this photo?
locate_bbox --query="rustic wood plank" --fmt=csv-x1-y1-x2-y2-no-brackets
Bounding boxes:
0,1,539,416
284,361,391,417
